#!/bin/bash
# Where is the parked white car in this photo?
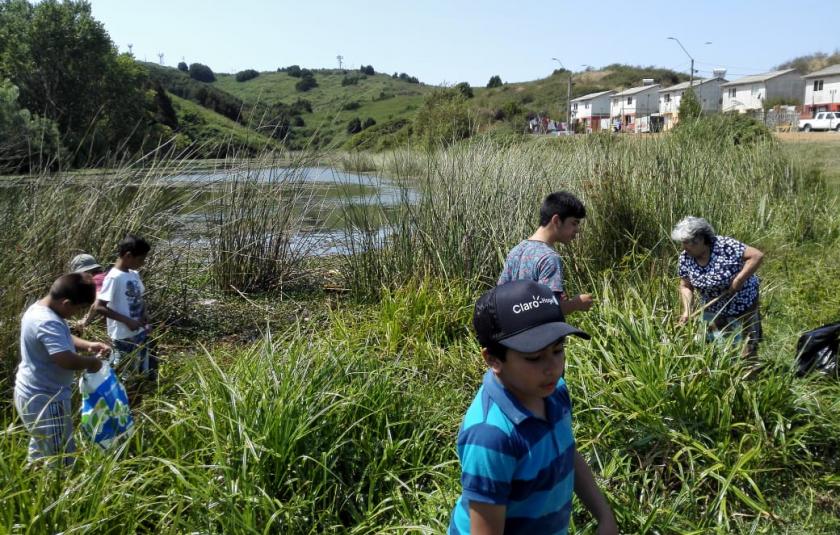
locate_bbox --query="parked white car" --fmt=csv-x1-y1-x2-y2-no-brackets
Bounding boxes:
798,112,840,132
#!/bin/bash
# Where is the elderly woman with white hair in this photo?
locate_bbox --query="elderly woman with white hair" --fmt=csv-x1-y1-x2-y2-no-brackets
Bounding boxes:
672,216,765,356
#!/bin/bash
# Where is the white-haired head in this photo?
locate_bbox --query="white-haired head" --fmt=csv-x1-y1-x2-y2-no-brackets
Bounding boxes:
671,216,716,245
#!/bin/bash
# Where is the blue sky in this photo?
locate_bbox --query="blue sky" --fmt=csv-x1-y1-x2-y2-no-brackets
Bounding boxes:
89,0,839,86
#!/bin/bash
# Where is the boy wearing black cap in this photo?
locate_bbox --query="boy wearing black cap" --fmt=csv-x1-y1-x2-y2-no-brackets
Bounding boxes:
448,280,616,535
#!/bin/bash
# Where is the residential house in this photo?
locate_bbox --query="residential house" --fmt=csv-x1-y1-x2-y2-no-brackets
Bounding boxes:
802,64,840,116
658,75,727,130
570,90,615,132
610,81,660,132
720,69,804,113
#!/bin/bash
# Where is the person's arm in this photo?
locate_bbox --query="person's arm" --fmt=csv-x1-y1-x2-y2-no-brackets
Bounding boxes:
730,245,764,293
80,302,99,328
468,502,506,535
95,299,144,331
52,349,103,373
573,451,618,535
677,277,694,325
560,293,594,315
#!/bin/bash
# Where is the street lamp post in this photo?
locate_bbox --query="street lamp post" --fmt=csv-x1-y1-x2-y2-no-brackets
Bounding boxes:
552,58,572,132
667,37,695,86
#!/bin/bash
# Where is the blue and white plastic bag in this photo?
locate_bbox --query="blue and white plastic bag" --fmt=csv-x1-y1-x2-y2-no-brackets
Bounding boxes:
79,362,134,448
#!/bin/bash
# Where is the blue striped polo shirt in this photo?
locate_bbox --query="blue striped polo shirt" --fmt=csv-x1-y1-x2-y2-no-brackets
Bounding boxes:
448,370,576,535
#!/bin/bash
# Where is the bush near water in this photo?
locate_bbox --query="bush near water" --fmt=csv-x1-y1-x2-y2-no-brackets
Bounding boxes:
1,126,840,532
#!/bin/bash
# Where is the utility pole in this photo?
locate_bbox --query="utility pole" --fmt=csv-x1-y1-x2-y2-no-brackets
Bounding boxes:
336,55,343,70
667,37,694,86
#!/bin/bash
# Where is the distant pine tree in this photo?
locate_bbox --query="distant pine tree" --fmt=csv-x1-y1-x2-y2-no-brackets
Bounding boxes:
486,75,503,88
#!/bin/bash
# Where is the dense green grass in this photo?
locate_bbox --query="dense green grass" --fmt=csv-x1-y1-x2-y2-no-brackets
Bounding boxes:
779,134,840,191
2,132,840,532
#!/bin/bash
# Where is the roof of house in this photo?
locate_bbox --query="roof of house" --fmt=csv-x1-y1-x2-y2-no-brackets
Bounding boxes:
658,77,726,93
803,64,840,78
613,84,661,97
720,69,799,87
570,90,615,102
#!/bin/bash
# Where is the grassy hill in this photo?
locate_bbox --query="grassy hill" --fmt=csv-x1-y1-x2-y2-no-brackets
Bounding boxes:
213,69,434,148
143,62,690,151
169,94,281,158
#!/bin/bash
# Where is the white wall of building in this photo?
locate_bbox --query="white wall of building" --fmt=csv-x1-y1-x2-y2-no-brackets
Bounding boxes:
571,93,612,120
723,72,804,112
659,80,724,116
610,86,659,119
804,75,840,107
766,71,805,104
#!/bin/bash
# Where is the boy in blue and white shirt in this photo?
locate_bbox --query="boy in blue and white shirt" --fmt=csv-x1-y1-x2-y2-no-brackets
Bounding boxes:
95,234,154,379
14,273,110,465
449,280,616,534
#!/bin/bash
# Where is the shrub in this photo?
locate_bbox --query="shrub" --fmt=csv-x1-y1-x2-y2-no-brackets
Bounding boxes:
342,101,361,111
486,75,503,88
177,61,188,72
290,99,312,114
347,117,362,134
286,65,302,77
454,82,473,99
362,117,376,129
188,63,216,83
673,113,772,146
295,73,318,92
235,69,259,82
360,65,375,76
413,89,472,149
678,87,701,121
398,73,420,84
342,75,363,86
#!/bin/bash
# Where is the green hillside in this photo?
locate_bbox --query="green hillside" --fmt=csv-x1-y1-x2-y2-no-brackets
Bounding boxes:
145,62,690,151
213,69,434,148
169,94,281,158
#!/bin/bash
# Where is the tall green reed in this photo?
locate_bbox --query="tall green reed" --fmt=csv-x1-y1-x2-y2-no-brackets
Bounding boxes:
338,134,834,298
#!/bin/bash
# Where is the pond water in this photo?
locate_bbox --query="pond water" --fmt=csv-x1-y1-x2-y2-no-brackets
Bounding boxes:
165,166,416,257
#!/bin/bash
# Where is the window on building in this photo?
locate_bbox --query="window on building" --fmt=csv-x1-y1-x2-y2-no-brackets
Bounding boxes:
572,103,578,111
627,97,633,105
814,80,824,91
728,88,736,98
664,94,671,103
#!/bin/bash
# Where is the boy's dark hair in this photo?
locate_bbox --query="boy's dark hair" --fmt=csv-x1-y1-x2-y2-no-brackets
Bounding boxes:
117,234,151,257
50,273,96,305
473,291,509,361
539,191,586,226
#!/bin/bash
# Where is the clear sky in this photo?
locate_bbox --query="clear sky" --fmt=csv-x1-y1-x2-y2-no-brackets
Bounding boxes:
88,0,839,86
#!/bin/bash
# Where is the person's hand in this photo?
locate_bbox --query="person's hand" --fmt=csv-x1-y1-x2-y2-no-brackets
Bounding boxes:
88,341,111,358
125,318,144,331
86,358,103,373
576,293,594,312
677,314,689,327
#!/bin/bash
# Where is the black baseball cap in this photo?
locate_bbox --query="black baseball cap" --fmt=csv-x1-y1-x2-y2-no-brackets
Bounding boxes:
474,280,590,353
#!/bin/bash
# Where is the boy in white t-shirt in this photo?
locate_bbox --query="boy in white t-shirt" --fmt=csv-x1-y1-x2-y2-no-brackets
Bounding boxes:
14,273,110,465
95,235,154,380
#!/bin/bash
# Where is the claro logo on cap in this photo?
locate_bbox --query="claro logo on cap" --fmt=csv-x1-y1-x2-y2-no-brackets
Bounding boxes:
512,294,559,314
